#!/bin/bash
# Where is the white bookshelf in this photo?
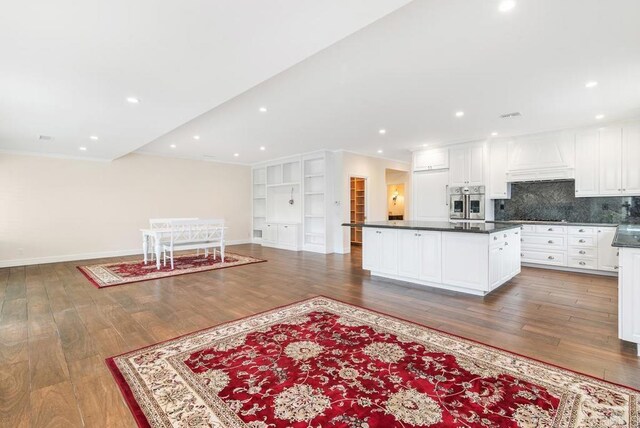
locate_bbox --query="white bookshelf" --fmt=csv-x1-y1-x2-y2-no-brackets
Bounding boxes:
302,152,333,253
252,168,267,241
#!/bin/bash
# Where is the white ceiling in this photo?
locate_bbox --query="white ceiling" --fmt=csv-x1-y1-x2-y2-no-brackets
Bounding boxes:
139,0,640,164
0,0,411,160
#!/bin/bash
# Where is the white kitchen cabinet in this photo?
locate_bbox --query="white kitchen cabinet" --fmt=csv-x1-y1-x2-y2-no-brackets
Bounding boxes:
263,223,278,243
489,230,521,288
574,130,600,197
622,124,640,195
413,170,449,221
488,140,510,199
397,230,442,282
362,228,398,275
413,148,449,171
442,233,489,291
599,127,623,195
507,131,575,179
597,227,619,272
619,247,640,353
449,144,484,187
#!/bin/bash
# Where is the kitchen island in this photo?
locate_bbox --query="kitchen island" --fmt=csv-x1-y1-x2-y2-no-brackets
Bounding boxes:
613,225,640,355
343,221,522,296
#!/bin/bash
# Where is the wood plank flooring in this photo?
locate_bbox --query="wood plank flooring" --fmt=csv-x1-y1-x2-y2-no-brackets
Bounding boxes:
0,244,638,427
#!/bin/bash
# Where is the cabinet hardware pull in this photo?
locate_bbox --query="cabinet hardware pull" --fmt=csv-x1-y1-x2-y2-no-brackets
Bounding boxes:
515,232,519,235
548,256,555,260
579,229,585,232
579,261,586,266
503,234,507,238
579,250,586,254
520,253,524,257
548,228,554,231
615,266,619,270
499,247,503,251
548,240,554,244
579,239,585,243
505,242,509,245
494,236,497,240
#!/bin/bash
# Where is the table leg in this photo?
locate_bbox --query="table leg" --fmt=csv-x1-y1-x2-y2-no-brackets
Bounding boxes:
143,235,148,264
155,238,161,270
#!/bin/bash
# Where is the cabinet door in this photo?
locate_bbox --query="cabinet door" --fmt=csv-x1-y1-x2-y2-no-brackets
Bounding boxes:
362,228,379,271
575,130,599,197
449,147,467,186
468,145,484,186
508,132,574,171
278,224,297,246
489,245,503,288
622,124,640,195
397,230,420,279
413,149,449,171
413,170,450,221
619,248,640,343
509,230,522,276
488,140,510,199
599,128,623,195
379,229,398,275
419,231,442,283
263,224,278,243
597,228,619,272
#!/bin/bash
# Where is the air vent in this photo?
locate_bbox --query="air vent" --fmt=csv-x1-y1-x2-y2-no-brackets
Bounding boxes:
499,112,522,119
39,135,53,141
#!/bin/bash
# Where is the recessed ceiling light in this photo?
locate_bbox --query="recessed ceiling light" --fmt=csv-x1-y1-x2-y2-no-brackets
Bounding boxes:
377,149,383,154
193,135,200,140
259,107,267,113
498,0,516,12
422,144,429,147
455,111,465,117
379,129,387,135
126,97,140,104
170,144,176,148
89,135,99,141
38,135,53,141
585,81,598,88
491,132,498,136
260,146,266,151
595,114,605,120
79,146,87,151
234,153,239,157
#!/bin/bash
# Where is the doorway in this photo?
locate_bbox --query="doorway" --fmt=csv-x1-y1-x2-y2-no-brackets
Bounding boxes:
385,168,409,220
350,176,366,246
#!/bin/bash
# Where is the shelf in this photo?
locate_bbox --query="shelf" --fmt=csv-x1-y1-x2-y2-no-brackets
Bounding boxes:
305,232,325,237
267,182,300,188
305,192,324,196
305,215,324,218
253,197,266,200
304,174,324,178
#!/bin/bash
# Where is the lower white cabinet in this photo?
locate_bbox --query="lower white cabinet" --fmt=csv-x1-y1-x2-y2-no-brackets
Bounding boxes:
362,227,521,295
362,228,398,275
262,223,301,251
597,227,619,272
619,247,640,354
397,230,442,283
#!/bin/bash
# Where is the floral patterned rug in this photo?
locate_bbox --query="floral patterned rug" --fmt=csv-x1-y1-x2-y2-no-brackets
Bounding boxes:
77,252,265,288
107,297,639,427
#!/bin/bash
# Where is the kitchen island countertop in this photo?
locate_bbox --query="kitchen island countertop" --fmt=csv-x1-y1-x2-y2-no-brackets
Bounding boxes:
342,220,521,234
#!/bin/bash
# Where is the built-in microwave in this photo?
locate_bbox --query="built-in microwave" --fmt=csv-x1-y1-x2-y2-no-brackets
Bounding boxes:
449,186,485,220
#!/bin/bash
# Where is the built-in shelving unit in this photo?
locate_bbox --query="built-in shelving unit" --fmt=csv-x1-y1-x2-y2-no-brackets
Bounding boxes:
252,168,266,241
252,151,333,253
350,177,365,245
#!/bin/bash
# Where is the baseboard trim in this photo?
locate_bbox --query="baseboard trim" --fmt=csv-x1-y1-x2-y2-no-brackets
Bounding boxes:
0,239,253,268
521,262,618,277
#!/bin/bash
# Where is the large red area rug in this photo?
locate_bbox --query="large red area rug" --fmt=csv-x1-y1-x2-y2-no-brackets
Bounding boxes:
107,297,639,427
78,252,265,288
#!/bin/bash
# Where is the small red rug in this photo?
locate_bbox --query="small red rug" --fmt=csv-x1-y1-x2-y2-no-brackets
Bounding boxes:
77,252,265,288
107,297,639,427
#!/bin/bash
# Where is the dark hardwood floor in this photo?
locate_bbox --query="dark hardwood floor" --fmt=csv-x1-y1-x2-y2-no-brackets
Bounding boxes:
0,244,638,427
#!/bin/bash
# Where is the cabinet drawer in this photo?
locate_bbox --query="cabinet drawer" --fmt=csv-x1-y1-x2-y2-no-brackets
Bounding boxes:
520,224,536,234
521,234,566,249
521,249,566,266
568,257,598,270
568,246,597,258
535,225,567,234
568,235,596,247
568,226,596,236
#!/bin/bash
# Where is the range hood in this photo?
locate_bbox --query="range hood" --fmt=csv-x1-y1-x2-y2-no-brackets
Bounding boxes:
506,167,575,183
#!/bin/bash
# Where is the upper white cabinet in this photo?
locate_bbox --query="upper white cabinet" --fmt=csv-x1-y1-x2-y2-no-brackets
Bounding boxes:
506,131,575,181
622,124,640,194
488,140,510,199
574,130,600,197
413,148,449,171
449,144,484,187
413,170,449,221
599,127,623,195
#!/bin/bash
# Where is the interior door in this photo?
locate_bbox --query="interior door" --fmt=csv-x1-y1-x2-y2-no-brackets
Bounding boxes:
413,170,450,221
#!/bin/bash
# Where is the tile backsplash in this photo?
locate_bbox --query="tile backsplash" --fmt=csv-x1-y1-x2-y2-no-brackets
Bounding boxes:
494,180,640,224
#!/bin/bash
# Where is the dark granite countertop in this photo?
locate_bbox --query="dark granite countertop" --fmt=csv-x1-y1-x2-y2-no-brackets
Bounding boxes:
488,220,619,228
342,221,521,234
612,225,640,248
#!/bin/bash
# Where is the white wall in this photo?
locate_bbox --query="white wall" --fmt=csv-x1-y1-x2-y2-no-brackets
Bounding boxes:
331,151,410,253
0,153,252,267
